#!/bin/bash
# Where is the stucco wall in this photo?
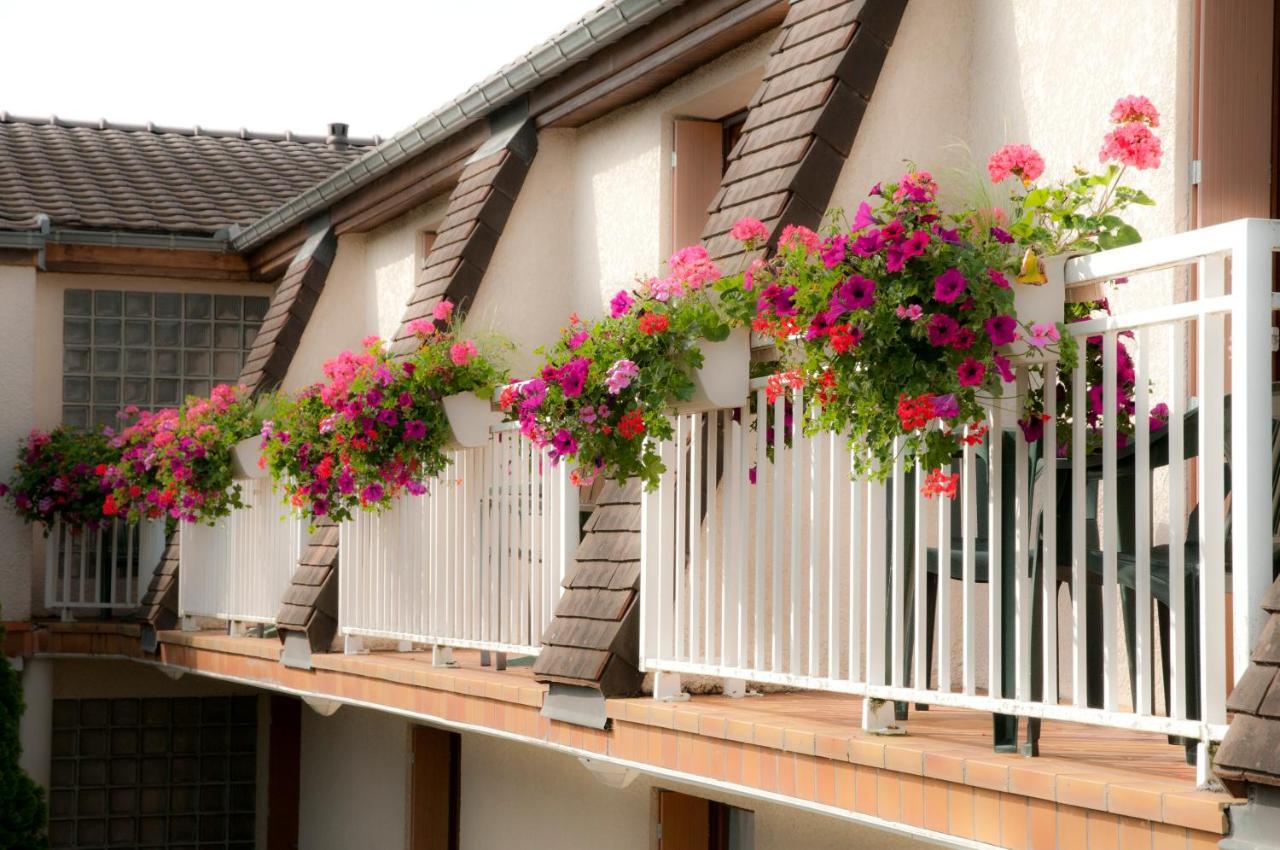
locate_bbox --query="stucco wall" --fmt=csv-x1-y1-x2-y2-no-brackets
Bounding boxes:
458,731,930,850
298,705,409,850
0,264,37,622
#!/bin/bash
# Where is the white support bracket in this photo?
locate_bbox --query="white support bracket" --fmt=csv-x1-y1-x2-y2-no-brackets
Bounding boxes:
652,671,689,702
180,615,199,632
343,634,366,655
432,645,457,667
722,678,761,699
397,640,413,653
862,698,905,735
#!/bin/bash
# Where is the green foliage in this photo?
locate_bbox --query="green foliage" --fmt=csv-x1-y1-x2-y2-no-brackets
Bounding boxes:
0,622,49,850
0,427,110,534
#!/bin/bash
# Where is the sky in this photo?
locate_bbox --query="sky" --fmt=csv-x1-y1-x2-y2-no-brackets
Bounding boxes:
0,0,603,139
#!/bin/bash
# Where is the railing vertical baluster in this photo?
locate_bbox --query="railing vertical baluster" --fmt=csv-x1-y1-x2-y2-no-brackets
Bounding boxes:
771,396,784,672
1041,360,1058,706
44,520,57,611
827,432,841,680
962,427,976,695
913,456,926,691
707,410,720,663
658,421,678,662
1198,254,1228,759
689,413,703,665
111,520,120,606
789,389,802,674
807,414,824,678
1071,359,1088,706
864,469,888,728
848,465,863,683
890,437,905,689
987,399,1003,701
674,415,687,662
1133,327,1152,717
937,461,952,693
754,393,766,670
1168,322,1187,720
1015,367,1031,703
1101,331,1120,711
730,408,746,670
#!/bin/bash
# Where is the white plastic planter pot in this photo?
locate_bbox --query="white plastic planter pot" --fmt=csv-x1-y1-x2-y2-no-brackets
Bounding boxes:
1009,252,1069,364
230,436,269,479
443,391,502,449
680,326,750,412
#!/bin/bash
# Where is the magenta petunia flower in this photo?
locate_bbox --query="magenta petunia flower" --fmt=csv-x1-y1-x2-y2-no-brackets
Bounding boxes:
361,483,384,503
932,393,959,419
933,268,967,303
851,201,876,232
550,428,578,459
609,290,634,318
985,315,1019,346
830,275,876,315
558,358,591,398
992,353,1016,383
927,314,960,346
404,419,427,440
989,226,1014,244
957,357,986,387
986,268,1011,289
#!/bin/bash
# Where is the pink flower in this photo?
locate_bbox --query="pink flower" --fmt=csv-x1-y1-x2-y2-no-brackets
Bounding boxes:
984,315,1019,346
893,171,938,204
1100,123,1162,170
449,340,477,366
743,257,765,292
730,217,769,244
926,314,960,346
404,419,427,440
609,290,634,318
1025,323,1061,348
778,224,821,254
895,304,923,321
987,143,1045,185
605,359,639,395
668,245,720,289
830,275,876,313
1110,95,1159,127
433,299,455,322
992,353,1016,383
933,268,967,303
957,357,986,387
851,201,876,232
986,268,1011,289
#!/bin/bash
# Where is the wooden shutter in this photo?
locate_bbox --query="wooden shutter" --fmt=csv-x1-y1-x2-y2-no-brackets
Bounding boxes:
266,696,301,850
409,725,460,850
672,119,725,251
1193,0,1275,227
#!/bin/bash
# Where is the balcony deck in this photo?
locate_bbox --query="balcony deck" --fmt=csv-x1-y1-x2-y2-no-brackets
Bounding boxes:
9,619,1237,849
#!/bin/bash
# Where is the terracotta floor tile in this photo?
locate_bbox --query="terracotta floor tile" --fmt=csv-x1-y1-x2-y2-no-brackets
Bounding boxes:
674,708,700,734
815,733,849,761
1010,761,1063,801
1058,773,1113,811
900,774,925,828
1086,811,1121,850
1160,792,1228,834
783,728,816,755
1118,816,1153,850
884,742,925,776
835,761,857,812
1150,821,1187,850
699,714,727,739
974,788,1001,846
726,718,754,744
814,758,837,806
1027,797,1057,850
759,748,779,793
1185,829,1221,850
966,757,1012,792
849,736,886,768
923,749,966,784
777,753,798,798
1058,804,1088,850
1108,783,1169,822
854,766,879,816
1002,793,1030,850
741,745,762,789
877,769,902,821
754,722,785,750
949,785,975,840
723,742,743,785
922,777,949,833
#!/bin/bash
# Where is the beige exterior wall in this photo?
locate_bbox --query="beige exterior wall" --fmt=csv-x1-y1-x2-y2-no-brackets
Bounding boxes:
298,705,410,850
0,264,37,622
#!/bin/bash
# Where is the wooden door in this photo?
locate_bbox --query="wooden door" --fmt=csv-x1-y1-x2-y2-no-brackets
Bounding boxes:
266,695,301,850
409,725,460,850
672,119,725,252
658,790,711,850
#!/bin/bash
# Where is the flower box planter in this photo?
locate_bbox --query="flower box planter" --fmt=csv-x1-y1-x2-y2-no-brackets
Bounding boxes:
443,391,502,449
679,326,750,412
1008,252,1070,366
230,436,269,479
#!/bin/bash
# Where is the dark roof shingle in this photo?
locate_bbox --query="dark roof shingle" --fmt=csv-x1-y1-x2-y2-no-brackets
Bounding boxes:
0,116,375,235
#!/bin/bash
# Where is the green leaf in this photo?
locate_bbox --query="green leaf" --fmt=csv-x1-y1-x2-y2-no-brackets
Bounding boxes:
1023,188,1049,209
702,322,731,343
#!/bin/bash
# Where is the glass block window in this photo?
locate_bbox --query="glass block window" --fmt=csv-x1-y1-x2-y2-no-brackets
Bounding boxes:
63,290,269,428
48,696,258,850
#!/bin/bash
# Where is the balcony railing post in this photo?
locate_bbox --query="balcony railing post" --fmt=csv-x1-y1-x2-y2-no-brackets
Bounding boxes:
1230,219,1279,686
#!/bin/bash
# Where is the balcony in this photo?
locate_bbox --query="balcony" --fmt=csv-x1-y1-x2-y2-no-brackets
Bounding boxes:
155,219,1280,790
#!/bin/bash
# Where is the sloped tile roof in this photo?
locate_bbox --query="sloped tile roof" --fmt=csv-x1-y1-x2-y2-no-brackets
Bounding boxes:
139,531,180,633
0,114,376,236
276,521,340,653
1215,576,1280,791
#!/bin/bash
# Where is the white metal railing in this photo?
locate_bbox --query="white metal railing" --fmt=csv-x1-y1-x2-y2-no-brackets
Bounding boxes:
339,424,579,656
178,477,306,626
641,218,1280,781
44,519,166,617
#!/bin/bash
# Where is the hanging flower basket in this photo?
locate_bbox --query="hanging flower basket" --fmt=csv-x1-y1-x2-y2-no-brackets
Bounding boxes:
679,326,750,412
1008,252,1070,365
230,435,269,479
443,391,502,449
